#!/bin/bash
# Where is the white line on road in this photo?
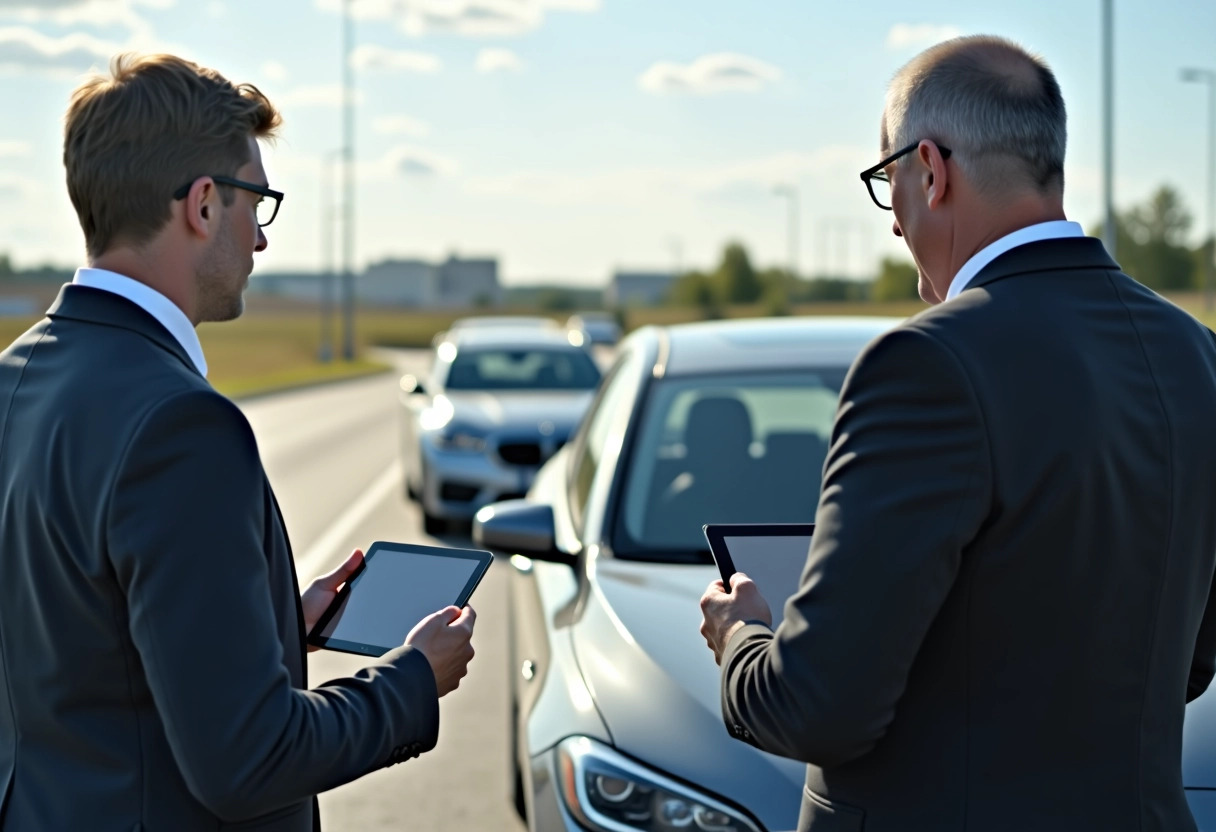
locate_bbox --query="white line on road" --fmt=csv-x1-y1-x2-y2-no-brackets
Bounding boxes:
296,460,403,583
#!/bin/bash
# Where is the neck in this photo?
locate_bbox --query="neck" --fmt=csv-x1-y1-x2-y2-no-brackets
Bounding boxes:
91,244,198,325
949,193,1066,282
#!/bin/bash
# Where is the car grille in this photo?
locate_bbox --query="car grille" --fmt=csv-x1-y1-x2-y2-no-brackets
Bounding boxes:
440,482,480,503
498,442,543,466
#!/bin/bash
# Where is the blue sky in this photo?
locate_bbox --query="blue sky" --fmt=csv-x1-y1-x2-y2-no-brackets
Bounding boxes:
0,0,1213,286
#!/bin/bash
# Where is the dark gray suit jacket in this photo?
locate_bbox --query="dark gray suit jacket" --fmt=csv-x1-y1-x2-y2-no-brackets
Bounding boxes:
0,285,440,831
721,237,1216,831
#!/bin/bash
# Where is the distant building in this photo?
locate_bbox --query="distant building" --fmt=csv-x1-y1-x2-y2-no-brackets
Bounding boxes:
606,271,676,307
251,255,502,308
250,271,321,301
362,259,434,306
437,256,500,307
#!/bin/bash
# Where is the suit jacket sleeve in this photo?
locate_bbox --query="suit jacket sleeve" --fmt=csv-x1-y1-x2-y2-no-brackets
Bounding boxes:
106,389,440,822
720,326,992,767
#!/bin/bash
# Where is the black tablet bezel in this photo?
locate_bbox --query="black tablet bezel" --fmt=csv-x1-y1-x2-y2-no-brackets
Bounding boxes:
306,540,493,658
702,523,815,586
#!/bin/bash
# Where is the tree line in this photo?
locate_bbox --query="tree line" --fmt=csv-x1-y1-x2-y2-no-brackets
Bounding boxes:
669,184,1213,310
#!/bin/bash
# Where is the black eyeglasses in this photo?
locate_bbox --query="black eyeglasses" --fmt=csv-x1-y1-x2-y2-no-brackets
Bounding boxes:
172,175,284,227
859,141,952,210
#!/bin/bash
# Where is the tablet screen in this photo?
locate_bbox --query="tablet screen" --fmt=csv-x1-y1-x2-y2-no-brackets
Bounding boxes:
722,534,812,629
317,546,485,653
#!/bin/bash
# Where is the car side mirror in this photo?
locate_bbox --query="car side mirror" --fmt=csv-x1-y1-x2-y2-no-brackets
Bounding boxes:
399,374,428,396
474,500,573,565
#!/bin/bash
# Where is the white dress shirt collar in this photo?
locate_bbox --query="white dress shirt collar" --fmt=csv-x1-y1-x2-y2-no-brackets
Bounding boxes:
945,220,1085,301
72,267,208,377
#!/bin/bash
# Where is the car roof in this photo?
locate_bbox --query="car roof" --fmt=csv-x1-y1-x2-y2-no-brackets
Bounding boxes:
656,316,903,376
449,316,557,329
446,326,586,349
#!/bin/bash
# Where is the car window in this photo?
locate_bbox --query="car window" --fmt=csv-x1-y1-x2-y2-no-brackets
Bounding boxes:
445,348,601,391
569,350,645,533
614,370,847,560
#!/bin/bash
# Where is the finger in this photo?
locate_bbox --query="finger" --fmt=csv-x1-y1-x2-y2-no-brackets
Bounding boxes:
418,605,462,630
450,605,476,631
729,572,754,591
316,549,364,590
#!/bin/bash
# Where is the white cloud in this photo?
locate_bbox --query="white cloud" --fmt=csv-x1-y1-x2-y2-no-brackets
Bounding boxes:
0,170,41,200
538,0,598,9
0,0,173,45
349,43,440,74
373,114,431,138
639,53,782,95
0,26,117,76
314,0,596,38
278,83,366,109
885,24,964,51
475,47,522,74
261,60,288,83
0,140,30,157
378,144,459,178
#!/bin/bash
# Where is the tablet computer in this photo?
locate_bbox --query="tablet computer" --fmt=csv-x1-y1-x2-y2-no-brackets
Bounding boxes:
703,523,814,630
307,540,493,658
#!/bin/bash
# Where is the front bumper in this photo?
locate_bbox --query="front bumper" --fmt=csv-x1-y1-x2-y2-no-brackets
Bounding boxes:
419,440,541,521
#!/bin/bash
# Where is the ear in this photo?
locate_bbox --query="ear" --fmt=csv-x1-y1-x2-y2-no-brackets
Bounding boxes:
181,177,219,239
917,140,950,210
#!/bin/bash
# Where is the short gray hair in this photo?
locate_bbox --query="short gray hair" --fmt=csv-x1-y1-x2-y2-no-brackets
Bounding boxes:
884,35,1066,196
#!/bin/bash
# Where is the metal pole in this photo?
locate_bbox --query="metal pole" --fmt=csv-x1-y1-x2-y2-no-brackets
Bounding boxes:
319,151,340,363
1101,0,1116,259
788,189,800,279
341,0,356,361
1182,68,1216,312
774,185,798,278
1207,75,1215,312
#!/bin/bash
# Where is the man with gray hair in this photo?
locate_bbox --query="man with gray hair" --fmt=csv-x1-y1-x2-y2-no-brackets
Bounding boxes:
700,35,1216,831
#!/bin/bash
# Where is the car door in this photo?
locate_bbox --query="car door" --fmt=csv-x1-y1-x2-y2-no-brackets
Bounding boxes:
507,343,651,820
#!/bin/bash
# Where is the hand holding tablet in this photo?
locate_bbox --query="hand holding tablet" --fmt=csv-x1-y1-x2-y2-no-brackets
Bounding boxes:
307,541,493,663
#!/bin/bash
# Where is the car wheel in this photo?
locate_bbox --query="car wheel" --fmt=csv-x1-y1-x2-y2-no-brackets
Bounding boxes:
510,699,526,820
508,605,527,820
423,509,446,536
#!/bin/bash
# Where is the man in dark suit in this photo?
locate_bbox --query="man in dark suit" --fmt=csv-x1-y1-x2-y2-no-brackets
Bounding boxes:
700,35,1216,832
0,54,475,831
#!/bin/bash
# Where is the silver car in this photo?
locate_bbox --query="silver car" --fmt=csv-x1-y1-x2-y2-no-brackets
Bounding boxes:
400,327,601,534
476,316,1216,832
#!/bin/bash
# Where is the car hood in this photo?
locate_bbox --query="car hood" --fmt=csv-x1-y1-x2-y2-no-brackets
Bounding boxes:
571,557,1216,823
571,557,804,832
442,391,592,433
1185,684,1216,788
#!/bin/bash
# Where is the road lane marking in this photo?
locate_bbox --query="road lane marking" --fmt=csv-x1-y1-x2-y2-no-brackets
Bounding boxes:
296,460,403,582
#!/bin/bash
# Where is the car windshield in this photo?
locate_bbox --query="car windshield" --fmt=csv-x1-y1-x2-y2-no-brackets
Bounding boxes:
445,348,601,391
614,370,847,561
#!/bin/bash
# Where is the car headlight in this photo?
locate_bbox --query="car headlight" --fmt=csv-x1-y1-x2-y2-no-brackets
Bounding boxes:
556,736,763,832
431,426,487,452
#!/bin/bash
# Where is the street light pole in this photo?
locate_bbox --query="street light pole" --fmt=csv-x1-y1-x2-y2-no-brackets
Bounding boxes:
1101,0,1116,259
773,185,799,278
1183,67,1216,313
319,150,342,363
341,0,357,360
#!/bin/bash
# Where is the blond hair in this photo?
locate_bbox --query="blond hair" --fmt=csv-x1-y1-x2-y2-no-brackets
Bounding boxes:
64,53,282,258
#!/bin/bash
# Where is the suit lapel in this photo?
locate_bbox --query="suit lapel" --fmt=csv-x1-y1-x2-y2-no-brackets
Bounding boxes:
46,284,200,377
966,236,1120,293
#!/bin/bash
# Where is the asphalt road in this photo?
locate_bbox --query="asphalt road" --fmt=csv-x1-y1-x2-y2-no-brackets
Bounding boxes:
237,347,526,832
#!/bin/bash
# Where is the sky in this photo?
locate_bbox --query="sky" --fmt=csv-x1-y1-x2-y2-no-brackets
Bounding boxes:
0,0,1213,287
